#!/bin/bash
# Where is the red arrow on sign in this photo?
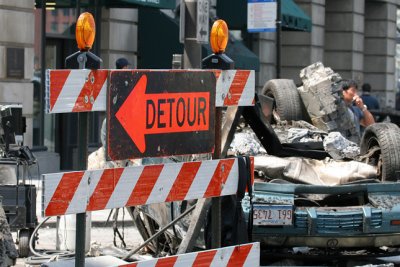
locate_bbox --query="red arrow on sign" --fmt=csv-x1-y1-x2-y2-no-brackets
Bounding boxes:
116,75,211,153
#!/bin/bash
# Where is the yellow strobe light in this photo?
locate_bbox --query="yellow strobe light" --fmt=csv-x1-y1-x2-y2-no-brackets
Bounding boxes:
76,12,96,51
210,19,228,54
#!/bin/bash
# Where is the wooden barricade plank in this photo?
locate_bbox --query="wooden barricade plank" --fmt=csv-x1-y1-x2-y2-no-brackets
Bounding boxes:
43,158,253,217
45,69,255,113
119,243,260,267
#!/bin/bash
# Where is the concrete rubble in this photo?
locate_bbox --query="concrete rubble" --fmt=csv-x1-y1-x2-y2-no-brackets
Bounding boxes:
0,200,17,267
299,62,360,144
323,131,360,160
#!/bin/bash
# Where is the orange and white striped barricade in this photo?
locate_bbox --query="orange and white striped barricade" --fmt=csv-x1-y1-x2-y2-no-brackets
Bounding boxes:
43,157,251,217
118,242,260,267
44,69,258,266
46,69,255,114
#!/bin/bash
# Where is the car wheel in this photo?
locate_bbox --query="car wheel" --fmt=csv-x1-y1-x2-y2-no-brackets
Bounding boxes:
360,122,400,182
261,79,306,123
18,229,30,258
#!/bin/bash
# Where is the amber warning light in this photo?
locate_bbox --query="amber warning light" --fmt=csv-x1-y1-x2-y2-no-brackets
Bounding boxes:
210,19,228,54
202,19,234,70
76,12,96,51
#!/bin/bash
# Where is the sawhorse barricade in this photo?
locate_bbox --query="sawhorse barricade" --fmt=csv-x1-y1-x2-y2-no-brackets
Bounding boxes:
43,69,258,266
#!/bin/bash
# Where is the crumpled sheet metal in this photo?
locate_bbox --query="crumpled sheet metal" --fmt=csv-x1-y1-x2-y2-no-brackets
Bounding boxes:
254,155,377,186
272,120,326,144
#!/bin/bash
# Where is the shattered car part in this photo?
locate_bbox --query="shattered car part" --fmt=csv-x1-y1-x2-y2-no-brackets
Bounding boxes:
273,121,326,144
254,155,377,186
323,132,360,160
243,181,400,248
299,62,360,143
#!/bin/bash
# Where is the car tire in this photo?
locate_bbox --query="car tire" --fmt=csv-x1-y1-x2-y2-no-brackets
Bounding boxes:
261,79,306,122
18,229,30,258
360,122,400,182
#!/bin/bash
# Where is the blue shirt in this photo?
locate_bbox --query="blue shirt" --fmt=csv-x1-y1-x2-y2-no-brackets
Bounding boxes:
361,94,380,110
348,105,364,136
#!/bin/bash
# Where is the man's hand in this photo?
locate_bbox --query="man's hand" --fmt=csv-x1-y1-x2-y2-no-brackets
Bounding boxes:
352,94,365,110
354,94,375,126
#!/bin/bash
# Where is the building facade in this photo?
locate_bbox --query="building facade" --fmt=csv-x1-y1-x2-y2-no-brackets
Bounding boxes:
0,1,35,146
255,0,398,108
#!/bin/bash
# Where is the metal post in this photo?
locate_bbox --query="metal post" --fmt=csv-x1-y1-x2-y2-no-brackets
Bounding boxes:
276,0,281,78
40,0,46,146
75,53,87,267
183,0,201,69
74,4,86,267
211,109,222,249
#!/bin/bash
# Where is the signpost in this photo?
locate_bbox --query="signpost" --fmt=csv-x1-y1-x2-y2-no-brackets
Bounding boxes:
107,70,216,160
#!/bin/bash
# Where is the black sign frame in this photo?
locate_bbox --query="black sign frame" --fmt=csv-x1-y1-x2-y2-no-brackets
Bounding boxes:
107,70,216,160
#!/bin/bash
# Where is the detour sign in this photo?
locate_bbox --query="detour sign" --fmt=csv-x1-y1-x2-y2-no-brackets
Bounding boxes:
107,70,216,160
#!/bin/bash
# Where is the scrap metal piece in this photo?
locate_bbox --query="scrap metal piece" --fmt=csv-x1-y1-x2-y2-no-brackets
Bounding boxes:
323,132,360,160
299,62,360,144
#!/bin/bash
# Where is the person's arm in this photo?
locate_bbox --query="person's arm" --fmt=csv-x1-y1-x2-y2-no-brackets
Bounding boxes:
353,94,375,127
360,106,375,127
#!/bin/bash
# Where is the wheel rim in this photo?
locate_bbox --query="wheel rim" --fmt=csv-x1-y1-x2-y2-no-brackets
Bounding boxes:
366,136,383,180
264,91,281,123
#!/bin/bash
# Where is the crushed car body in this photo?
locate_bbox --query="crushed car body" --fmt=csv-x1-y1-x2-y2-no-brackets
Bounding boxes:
238,62,400,250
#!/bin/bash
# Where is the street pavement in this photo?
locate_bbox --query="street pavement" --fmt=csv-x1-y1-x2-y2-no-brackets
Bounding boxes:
14,209,143,266
13,180,144,266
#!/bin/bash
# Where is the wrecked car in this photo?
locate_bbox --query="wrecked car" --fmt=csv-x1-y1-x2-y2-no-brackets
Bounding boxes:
243,62,400,250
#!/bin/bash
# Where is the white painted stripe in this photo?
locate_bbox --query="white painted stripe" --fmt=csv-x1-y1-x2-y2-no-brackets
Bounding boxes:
238,70,255,106
105,166,144,209
136,260,157,267
52,70,89,113
243,243,260,267
146,162,182,204
91,79,107,111
186,159,219,200
210,245,234,267
65,171,91,214
221,158,239,196
43,173,64,210
174,251,197,266
216,70,234,107
86,169,105,201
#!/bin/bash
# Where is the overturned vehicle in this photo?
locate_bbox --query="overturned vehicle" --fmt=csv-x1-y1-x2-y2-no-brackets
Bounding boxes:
132,62,400,256
244,62,400,250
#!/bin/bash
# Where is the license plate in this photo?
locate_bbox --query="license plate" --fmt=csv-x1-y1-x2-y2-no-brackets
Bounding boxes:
253,204,293,226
